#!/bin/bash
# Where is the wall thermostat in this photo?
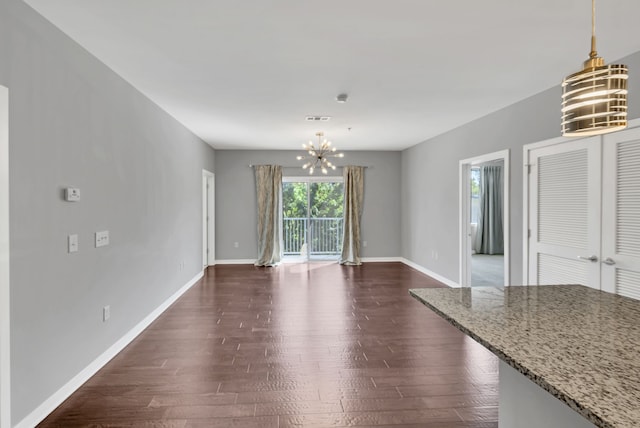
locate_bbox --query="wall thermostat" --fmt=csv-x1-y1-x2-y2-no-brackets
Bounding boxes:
65,188,81,202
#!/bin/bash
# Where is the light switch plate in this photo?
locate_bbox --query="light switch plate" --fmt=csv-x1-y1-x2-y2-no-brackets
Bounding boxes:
68,234,78,253
95,230,109,248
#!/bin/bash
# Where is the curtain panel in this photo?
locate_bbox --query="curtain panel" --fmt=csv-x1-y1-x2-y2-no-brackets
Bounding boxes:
474,165,504,255
254,165,283,266
340,166,365,265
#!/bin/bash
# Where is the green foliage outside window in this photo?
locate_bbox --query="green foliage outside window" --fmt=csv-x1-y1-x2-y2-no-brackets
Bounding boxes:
282,181,344,254
283,182,344,218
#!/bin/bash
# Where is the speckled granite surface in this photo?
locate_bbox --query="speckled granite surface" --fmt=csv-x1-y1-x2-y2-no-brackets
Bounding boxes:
409,285,640,428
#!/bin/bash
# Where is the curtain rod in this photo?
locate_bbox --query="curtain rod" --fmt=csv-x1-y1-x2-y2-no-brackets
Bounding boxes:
248,164,370,169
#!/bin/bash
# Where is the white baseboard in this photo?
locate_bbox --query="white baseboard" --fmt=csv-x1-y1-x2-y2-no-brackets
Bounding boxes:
361,257,403,263
214,259,255,265
400,258,460,288
16,271,204,428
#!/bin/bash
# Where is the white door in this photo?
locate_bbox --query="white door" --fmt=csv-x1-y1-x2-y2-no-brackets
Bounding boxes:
601,128,640,298
528,137,601,289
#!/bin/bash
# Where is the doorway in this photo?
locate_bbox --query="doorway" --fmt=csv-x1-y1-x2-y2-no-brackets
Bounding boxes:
202,171,215,268
282,176,344,261
459,150,510,287
1,85,10,428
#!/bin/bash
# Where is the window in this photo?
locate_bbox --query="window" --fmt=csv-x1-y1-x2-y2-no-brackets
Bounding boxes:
282,177,344,259
470,167,481,224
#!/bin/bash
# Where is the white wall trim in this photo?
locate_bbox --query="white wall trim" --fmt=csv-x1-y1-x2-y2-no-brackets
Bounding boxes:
400,258,460,288
459,149,509,166
0,86,10,428
215,259,255,265
361,257,403,263
15,271,204,428
459,160,471,287
202,170,215,267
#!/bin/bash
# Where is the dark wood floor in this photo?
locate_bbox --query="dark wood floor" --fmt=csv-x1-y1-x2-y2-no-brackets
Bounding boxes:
39,262,498,427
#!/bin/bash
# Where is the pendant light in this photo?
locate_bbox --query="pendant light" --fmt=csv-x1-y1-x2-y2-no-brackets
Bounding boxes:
296,132,344,175
561,0,628,137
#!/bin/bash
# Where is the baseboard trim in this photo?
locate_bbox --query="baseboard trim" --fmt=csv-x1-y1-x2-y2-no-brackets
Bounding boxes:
16,271,204,428
361,257,403,263
400,258,460,288
214,259,255,265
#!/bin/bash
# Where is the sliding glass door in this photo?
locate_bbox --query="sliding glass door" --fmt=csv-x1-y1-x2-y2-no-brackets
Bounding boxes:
283,177,344,260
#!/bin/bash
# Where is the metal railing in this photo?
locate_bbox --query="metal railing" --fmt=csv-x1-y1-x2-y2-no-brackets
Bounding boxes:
283,217,343,256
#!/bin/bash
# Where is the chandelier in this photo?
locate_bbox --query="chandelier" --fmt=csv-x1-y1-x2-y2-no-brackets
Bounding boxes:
561,0,628,137
296,132,344,174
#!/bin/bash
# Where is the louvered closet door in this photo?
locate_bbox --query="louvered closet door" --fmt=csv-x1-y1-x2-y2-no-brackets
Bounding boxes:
528,137,601,289
602,127,640,298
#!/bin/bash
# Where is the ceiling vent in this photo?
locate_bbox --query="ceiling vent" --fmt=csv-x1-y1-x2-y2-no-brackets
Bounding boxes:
305,116,331,121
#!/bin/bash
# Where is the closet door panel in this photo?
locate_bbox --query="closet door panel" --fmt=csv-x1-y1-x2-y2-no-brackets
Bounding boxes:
602,127,640,298
528,137,601,289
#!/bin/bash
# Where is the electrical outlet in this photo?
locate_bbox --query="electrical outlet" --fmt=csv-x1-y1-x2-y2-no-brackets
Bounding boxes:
64,187,81,202
234,242,239,248
103,305,110,322
95,230,109,248
362,240,368,247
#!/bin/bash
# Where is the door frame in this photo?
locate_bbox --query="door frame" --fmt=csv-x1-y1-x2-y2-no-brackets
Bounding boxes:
1,85,10,428
459,149,510,287
282,175,344,261
202,170,215,267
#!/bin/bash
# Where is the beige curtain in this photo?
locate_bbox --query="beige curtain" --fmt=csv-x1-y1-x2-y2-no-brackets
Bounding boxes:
254,165,283,266
340,166,365,265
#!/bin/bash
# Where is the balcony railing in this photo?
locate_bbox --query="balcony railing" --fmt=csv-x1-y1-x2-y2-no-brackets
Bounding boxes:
283,217,343,256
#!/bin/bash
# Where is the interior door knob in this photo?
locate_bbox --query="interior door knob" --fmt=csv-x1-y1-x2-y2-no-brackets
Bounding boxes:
577,255,598,262
602,257,616,265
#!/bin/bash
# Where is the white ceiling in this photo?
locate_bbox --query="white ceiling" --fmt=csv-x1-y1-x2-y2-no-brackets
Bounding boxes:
21,0,640,151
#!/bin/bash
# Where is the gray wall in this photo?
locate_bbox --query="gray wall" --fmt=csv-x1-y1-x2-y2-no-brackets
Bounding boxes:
401,50,640,285
1,1,216,424
215,150,401,261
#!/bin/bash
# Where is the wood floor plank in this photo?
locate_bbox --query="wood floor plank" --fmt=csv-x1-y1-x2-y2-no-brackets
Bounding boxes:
38,262,497,427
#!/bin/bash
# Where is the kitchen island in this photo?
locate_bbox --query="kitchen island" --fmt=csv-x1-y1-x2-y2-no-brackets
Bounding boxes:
409,285,640,428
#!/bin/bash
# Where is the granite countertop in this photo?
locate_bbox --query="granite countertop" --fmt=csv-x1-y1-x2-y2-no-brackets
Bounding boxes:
409,285,640,428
